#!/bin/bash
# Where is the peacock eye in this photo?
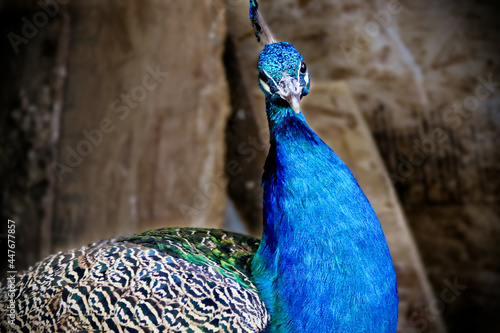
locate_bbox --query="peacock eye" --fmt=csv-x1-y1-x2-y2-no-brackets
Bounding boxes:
259,72,269,83
300,62,307,74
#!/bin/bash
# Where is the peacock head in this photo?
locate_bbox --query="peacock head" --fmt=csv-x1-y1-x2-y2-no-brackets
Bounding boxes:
257,42,310,114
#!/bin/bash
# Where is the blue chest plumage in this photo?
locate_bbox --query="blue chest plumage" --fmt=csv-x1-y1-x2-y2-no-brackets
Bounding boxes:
252,107,398,332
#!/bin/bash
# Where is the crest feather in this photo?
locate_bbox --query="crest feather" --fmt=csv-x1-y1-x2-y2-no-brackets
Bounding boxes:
249,0,275,45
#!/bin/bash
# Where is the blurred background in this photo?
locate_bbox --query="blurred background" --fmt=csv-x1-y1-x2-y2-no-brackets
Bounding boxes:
0,0,499,332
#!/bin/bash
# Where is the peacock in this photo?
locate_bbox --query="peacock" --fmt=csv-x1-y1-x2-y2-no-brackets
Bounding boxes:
0,1,398,332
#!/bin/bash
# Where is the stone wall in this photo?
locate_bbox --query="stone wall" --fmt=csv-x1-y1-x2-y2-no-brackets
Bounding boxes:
0,0,230,268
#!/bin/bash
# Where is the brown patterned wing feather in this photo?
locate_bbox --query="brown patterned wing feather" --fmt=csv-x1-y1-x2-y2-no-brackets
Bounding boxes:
0,228,268,332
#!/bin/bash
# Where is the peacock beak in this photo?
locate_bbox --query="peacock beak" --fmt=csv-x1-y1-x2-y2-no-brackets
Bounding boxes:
278,72,302,114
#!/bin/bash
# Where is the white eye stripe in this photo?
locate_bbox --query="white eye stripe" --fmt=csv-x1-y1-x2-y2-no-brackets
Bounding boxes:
260,79,271,93
296,63,309,86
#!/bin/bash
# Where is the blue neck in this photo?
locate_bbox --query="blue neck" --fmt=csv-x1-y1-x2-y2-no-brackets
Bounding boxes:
252,100,398,332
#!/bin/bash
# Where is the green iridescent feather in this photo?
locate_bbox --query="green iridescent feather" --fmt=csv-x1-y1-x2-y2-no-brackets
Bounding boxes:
121,228,260,289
